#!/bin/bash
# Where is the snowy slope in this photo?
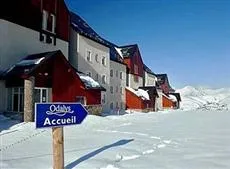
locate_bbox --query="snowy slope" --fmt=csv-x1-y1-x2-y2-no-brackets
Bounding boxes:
1,110,230,169
177,86,230,111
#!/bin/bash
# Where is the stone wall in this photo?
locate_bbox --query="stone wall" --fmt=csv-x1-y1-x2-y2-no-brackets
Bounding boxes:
85,105,103,116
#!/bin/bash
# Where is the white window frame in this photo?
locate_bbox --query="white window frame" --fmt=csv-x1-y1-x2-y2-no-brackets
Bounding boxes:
101,93,106,104
50,14,56,33
95,73,99,81
76,96,86,105
34,87,49,103
86,50,92,62
95,53,99,63
102,75,106,84
116,70,118,77
110,86,114,94
110,102,114,109
86,71,92,77
8,87,24,112
42,10,48,31
102,56,106,66
110,69,113,77
120,72,123,79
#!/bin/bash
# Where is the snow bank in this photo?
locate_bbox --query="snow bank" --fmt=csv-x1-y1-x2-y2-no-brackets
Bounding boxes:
126,87,150,100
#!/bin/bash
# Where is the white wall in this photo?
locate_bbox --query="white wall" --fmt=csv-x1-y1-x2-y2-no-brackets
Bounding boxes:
69,30,110,112
0,19,69,71
128,74,143,90
156,89,163,111
109,60,126,113
0,81,7,112
144,71,157,86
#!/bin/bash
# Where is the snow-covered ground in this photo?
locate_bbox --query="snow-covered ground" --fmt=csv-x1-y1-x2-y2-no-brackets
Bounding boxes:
1,110,230,169
177,86,230,111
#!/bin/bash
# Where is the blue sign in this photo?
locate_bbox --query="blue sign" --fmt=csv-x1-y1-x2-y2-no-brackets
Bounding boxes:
35,103,88,128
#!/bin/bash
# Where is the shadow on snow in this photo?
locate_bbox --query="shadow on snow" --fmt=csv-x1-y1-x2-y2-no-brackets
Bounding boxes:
65,139,134,169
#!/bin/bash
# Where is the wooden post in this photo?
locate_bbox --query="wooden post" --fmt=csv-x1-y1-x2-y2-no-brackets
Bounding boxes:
24,76,35,122
52,127,64,169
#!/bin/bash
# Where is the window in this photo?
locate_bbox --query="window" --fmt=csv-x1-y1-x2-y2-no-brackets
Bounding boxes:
42,10,48,31
102,56,106,66
110,102,114,109
86,71,92,77
7,88,24,112
95,54,99,62
42,10,56,33
102,93,106,104
116,70,118,77
120,87,123,94
134,64,138,74
86,50,92,62
95,74,99,81
110,86,113,94
116,86,119,93
50,14,56,33
110,69,113,77
120,72,123,79
134,75,139,82
102,75,106,84
116,102,119,109
76,96,86,105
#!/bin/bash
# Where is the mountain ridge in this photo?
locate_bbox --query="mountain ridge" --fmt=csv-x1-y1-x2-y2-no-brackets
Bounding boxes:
176,86,230,111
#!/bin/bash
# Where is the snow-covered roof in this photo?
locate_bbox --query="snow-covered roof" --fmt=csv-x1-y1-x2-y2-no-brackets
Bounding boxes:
126,87,150,100
169,94,177,102
115,47,124,58
16,57,45,66
77,73,101,89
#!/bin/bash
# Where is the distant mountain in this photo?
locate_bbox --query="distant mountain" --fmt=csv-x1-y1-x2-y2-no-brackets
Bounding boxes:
176,86,230,111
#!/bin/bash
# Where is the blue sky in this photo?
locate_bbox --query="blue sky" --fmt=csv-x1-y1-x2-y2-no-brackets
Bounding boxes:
65,0,230,89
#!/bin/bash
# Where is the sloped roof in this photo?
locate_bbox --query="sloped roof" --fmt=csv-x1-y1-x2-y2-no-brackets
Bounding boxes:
76,71,106,91
143,64,156,76
169,92,181,102
70,12,125,64
156,73,175,92
1,51,58,78
70,12,110,48
2,50,105,91
139,86,159,98
119,44,138,58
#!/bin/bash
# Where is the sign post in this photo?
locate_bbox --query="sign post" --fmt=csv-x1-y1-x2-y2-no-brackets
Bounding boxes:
35,103,88,169
52,127,64,169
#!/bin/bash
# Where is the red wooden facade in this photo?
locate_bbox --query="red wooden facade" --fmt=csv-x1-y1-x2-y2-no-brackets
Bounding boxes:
126,89,150,110
0,0,69,42
162,95,176,109
34,52,101,105
123,45,144,77
5,51,102,105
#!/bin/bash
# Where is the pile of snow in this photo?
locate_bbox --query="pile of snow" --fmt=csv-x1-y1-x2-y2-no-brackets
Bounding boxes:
77,73,101,88
177,86,230,111
126,87,150,100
